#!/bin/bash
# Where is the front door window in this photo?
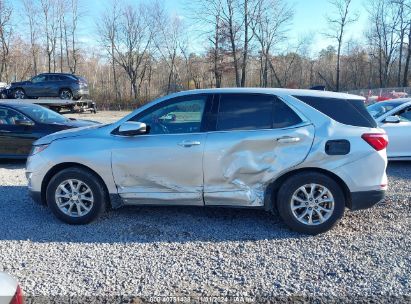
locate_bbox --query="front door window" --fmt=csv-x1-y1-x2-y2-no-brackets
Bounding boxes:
134,96,207,135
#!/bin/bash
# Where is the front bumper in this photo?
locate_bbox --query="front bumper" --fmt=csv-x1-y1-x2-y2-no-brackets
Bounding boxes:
348,190,386,211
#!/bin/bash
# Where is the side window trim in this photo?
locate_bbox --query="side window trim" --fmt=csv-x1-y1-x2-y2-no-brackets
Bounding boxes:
210,93,304,133
120,94,213,135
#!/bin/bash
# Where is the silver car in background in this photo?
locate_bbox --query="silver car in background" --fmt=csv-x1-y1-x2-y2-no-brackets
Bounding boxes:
367,99,411,160
26,88,388,234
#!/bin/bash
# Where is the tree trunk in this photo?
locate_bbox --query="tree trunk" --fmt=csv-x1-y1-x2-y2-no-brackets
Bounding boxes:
336,41,341,91
403,26,411,87
227,1,240,87
240,0,248,87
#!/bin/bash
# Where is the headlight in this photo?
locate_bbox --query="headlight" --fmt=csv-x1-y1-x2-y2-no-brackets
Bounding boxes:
30,144,49,156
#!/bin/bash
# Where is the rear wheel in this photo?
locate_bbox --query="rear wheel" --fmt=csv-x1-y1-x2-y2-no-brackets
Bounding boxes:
46,167,108,224
276,172,345,235
59,89,73,100
13,88,26,99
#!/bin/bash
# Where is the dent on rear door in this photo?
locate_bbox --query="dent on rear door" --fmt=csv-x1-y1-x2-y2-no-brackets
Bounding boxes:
203,124,315,207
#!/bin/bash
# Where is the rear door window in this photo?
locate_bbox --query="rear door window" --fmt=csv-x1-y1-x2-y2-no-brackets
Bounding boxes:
216,94,273,131
294,95,377,128
46,75,62,81
216,94,302,131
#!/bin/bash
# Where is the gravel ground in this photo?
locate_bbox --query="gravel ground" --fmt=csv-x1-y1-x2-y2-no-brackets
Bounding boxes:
0,112,410,302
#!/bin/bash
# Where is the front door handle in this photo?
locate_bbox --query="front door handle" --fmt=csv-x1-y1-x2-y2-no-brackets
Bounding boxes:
277,136,301,143
178,140,201,147
0,130,11,133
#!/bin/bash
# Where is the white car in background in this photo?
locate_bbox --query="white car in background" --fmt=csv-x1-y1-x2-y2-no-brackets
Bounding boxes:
367,99,411,160
0,272,23,304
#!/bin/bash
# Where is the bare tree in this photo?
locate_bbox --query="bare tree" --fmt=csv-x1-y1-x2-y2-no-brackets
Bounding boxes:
0,0,12,81
115,4,153,99
240,0,255,87
188,0,226,87
151,2,186,93
250,0,293,87
367,0,402,87
399,0,411,86
65,0,80,73
40,0,59,72
98,0,122,101
222,0,241,86
325,0,358,91
22,0,39,75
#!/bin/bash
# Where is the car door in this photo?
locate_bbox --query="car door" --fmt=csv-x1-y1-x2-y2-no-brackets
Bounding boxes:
111,94,212,205
203,93,315,207
25,75,48,97
43,75,60,96
0,107,37,157
381,105,411,158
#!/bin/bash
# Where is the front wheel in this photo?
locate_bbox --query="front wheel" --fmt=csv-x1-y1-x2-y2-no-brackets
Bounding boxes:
276,172,345,235
13,88,26,99
46,167,108,224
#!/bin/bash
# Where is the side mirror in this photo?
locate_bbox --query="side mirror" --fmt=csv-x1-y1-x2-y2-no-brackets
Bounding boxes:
118,121,147,136
15,120,34,127
384,116,401,124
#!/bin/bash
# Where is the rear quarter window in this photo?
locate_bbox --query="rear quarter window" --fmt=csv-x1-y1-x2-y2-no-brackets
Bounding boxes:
294,95,377,128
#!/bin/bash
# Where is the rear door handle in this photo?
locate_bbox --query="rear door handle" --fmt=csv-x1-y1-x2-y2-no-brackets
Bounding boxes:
178,140,201,147
0,130,11,133
277,136,301,143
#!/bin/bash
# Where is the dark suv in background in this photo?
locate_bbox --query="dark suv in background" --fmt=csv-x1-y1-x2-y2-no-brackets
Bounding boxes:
7,73,89,100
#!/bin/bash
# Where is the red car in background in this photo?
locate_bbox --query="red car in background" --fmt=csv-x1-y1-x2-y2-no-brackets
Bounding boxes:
0,272,24,304
366,90,408,104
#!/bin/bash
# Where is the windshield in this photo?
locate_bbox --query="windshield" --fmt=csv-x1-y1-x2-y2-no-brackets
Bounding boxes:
367,102,401,119
15,105,69,124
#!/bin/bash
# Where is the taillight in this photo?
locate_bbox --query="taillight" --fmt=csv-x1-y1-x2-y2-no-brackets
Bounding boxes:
361,133,388,151
10,285,24,304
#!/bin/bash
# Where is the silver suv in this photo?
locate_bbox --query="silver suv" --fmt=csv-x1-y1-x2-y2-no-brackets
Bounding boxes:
26,89,388,234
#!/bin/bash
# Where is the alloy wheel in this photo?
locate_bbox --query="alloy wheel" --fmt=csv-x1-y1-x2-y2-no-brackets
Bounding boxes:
55,179,94,217
290,183,335,226
60,90,73,100
14,89,25,99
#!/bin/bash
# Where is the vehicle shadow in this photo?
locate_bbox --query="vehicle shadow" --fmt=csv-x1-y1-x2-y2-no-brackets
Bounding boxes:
0,159,26,169
387,161,411,179
0,186,303,244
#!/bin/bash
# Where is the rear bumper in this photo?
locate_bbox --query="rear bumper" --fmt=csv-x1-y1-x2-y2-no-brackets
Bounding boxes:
348,190,386,211
73,88,89,98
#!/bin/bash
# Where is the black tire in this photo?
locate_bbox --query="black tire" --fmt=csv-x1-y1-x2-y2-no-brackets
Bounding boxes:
46,167,108,225
276,172,345,235
13,88,26,99
59,89,73,100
